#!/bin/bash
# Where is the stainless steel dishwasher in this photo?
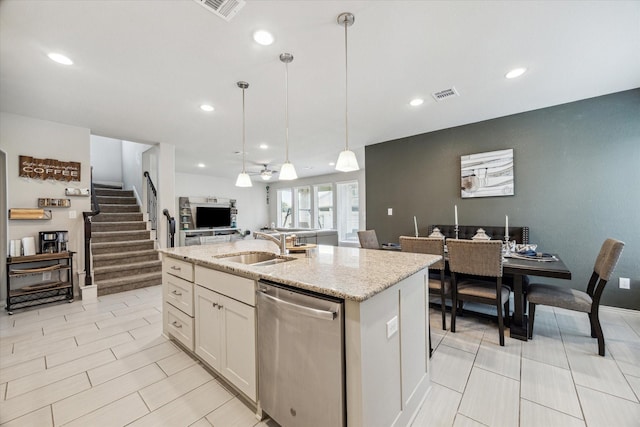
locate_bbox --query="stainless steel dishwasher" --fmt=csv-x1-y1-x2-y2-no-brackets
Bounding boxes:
257,280,345,427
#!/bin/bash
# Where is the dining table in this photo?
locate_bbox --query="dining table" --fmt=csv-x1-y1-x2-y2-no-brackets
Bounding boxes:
383,241,572,341
502,254,572,341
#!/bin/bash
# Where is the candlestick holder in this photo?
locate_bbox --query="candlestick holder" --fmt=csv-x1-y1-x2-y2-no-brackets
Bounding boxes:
503,235,511,255
455,225,459,239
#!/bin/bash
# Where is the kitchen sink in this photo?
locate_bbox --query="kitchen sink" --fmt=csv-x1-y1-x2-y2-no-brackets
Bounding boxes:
215,252,296,266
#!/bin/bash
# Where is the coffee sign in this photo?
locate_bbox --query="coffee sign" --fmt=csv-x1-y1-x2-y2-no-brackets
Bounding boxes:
19,155,81,182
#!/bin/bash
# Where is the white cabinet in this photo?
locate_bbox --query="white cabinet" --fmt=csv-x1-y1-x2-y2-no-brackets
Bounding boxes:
165,302,195,350
162,256,195,351
194,268,257,402
194,285,222,369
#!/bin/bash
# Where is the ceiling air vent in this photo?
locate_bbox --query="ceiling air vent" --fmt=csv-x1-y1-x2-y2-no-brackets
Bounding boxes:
432,87,460,102
193,0,246,22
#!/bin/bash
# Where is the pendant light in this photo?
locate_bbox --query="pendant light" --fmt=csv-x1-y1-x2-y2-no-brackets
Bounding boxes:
235,81,253,187
279,53,297,180
335,12,360,172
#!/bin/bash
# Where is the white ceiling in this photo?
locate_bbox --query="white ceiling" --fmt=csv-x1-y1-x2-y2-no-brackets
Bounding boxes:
1,0,639,182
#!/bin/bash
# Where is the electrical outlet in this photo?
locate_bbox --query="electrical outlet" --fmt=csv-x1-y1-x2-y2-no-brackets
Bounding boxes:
68,210,77,219
619,277,630,289
386,316,398,339
387,208,393,216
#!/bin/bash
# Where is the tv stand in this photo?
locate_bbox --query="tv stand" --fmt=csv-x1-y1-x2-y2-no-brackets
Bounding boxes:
178,196,238,233
178,227,240,247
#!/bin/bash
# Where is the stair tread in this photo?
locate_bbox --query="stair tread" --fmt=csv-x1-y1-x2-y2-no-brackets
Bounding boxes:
93,249,158,260
91,230,150,235
91,240,155,248
94,260,161,272
95,271,162,286
93,221,146,225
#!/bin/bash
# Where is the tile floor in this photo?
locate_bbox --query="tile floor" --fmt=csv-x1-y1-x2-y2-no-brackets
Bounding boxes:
0,286,638,426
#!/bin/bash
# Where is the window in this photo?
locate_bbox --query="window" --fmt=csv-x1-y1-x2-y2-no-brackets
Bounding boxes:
314,184,334,229
275,180,359,236
295,186,311,228
277,189,292,228
337,181,359,242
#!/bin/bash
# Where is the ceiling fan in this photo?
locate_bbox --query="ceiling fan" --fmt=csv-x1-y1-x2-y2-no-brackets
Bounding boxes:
248,164,279,181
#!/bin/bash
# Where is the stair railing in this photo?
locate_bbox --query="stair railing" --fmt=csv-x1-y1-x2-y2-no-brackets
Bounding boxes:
82,168,101,286
143,171,158,235
163,209,176,248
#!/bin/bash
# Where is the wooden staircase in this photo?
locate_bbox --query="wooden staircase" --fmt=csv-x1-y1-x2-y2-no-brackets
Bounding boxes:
91,185,161,295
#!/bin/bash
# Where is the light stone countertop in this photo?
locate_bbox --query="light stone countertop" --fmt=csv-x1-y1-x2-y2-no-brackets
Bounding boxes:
158,240,440,302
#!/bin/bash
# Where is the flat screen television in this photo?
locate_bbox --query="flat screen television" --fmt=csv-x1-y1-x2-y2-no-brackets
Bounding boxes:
195,206,232,228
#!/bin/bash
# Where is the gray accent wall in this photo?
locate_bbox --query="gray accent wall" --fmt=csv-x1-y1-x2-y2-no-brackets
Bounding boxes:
365,89,640,310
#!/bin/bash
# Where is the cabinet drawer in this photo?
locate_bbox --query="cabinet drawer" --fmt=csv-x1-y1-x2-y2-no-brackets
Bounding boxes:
165,302,194,351
164,273,194,316
163,257,194,282
195,266,255,306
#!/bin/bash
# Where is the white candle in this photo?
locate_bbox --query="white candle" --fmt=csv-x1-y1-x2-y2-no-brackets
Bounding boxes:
454,205,458,226
414,216,419,237
505,215,509,237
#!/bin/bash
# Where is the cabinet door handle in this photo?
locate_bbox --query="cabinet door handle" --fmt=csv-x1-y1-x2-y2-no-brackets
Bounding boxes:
171,290,182,296
212,302,218,308
217,304,223,310
171,266,181,271
171,321,182,328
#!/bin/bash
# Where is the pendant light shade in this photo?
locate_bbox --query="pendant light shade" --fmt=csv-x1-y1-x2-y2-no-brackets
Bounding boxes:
335,12,359,172
279,53,297,180
235,172,252,187
279,161,297,180
335,149,359,172
235,81,253,187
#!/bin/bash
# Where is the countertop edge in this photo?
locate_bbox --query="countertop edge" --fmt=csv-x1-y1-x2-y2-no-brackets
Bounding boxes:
159,245,440,302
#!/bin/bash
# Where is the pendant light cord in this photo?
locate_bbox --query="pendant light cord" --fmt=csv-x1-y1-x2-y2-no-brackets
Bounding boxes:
344,19,349,151
285,61,290,162
242,87,246,173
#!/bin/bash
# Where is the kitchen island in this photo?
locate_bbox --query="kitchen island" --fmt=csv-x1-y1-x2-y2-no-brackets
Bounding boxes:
159,240,439,427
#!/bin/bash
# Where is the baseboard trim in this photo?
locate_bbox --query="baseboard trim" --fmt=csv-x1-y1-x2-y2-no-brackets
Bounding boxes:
600,305,640,317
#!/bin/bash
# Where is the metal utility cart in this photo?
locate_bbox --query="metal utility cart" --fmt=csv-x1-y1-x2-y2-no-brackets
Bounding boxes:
5,252,75,314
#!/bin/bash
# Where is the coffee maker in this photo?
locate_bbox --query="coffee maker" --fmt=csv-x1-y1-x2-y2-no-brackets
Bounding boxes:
39,230,69,253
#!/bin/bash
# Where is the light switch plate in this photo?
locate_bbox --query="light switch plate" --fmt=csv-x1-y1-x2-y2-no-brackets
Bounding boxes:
387,208,393,216
386,316,398,339
619,277,630,289
68,210,77,219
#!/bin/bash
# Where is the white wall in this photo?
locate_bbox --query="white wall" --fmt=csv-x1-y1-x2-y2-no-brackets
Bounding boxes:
1,149,7,299
90,135,122,185
156,142,175,249
175,172,268,233
122,140,152,197
0,113,91,298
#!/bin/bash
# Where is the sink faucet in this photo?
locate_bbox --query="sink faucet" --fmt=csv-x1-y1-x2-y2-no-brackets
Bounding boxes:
254,231,287,254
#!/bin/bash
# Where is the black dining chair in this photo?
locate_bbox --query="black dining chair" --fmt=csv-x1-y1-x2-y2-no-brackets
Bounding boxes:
448,239,510,346
400,236,450,330
527,238,624,356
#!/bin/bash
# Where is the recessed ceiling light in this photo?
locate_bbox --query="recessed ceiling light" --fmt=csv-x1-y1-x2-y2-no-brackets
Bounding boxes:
505,67,527,79
47,52,73,65
253,30,274,46
200,104,214,112
329,162,335,166
409,98,424,107
259,143,268,149
197,163,205,168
